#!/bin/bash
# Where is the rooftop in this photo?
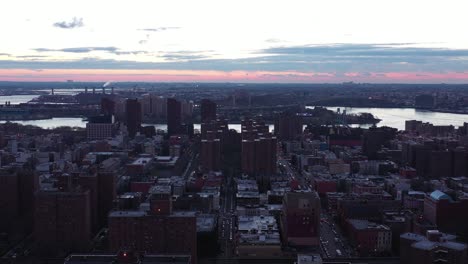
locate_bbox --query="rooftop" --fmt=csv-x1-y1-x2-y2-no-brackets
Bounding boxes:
170,211,197,218
430,190,453,201
402,231,467,252
348,219,390,231
238,215,278,233
297,254,323,264
148,185,172,195
196,214,217,232
131,157,153,165
109,210,146,218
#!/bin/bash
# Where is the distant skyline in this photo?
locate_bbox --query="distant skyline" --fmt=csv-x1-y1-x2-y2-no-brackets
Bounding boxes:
1,0,468,83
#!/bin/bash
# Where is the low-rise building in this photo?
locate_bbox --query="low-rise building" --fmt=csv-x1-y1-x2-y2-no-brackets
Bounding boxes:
236,215,281,257
400,230,467,264
346,219,392,256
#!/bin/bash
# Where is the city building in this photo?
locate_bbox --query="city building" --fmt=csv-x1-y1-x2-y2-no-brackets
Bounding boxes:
100,97,116,116
125,99,142,138
281,191,321,247
346,219,392,256
167,98,182,136
337,195,400,223
415,94,435,109
140,94,167,118
424,190,468,237
108,186,197,262
241,120,277,190
274,112,302,141
34,186,91,255
200,99,216,122
64,252,192,264
362,127,396,160
237,215,282,257
86,115,113,140
400,230,467,264
181,100,193,119
200,138,221,171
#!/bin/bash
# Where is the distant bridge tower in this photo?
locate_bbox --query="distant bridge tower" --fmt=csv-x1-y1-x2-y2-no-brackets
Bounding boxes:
85,87,88,94
92,87,96,94
51,88,54,95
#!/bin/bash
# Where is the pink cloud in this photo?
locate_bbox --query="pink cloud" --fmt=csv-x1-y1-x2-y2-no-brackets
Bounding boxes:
0,69,468,83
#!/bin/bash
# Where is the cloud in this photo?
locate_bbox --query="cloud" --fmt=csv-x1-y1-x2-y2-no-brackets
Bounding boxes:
114,50,148,55
1,43,468,76
35,47,118,53
16,55,49,58
53,17,84,29
161,51,211,61
32,46,149,55
265,38,286,43
262,43,468,58
138,27,180,32
33,47,150,57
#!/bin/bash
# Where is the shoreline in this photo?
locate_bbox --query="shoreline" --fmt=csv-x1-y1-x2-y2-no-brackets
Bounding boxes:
308,105,468,115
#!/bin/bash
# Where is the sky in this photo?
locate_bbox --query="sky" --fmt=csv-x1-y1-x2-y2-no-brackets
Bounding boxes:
1,0,468,83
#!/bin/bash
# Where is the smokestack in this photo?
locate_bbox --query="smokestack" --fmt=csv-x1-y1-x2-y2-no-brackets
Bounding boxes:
85,87,88,94
93,87,96,94
51,88,54,95
111,87,114,94
102,87,105,94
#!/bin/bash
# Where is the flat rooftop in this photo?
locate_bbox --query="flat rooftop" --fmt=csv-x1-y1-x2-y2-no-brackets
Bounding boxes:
131,157,153,165
109,210,146,218
148,185,172,194
197,214,217,232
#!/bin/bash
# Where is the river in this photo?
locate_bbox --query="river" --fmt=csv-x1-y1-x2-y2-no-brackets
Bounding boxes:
308,106,468,130
0,95,39,105
1,95,467,131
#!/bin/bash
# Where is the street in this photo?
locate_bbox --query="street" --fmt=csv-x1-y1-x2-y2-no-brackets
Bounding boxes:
218,170,236,257
278,145,354,259
319,212,351,258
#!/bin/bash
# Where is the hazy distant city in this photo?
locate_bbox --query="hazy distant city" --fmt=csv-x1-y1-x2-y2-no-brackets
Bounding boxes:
0,80,467,264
